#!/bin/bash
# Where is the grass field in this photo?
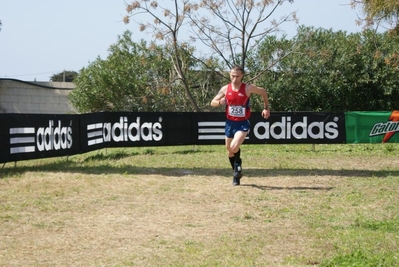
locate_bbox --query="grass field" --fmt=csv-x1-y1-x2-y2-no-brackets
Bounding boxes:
1,143,399,266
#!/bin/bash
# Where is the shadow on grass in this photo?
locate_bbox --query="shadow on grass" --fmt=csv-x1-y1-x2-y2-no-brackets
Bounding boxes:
83,151,140,161
240,184,334,191
2,159,398,182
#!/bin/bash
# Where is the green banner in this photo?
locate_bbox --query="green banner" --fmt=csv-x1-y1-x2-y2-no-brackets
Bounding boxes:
346,111,399,143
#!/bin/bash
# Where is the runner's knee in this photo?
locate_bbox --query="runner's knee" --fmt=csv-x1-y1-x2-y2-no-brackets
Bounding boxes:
230,143,240,153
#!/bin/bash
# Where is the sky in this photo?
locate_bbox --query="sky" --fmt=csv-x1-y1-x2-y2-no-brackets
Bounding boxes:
0,0,373,82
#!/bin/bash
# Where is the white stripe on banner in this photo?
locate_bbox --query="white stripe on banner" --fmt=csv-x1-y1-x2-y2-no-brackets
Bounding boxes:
10,137,35,144
87,130,103,138
88,138,104,146
198,121,225,127
10,146,36,154
198,135,249,140
198,135,225,140
87,123,103,130
9,127,35,134
9,127,36,154
197,121,225,140
198,128,225,133
87,123,104,146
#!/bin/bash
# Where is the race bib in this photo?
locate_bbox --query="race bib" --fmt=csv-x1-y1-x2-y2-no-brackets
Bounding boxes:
228,105,246,117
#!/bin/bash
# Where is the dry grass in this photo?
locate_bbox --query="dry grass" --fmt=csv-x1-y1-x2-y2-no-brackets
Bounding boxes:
1,144,398,266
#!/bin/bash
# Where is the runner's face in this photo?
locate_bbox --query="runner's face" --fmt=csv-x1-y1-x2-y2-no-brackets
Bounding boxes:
230,70,243,84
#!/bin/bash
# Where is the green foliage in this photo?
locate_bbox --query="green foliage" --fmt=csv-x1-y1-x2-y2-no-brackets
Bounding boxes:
255,27,399,111
70,30,222,113
50,70,78,82
70,27,399,113
70,31,173,112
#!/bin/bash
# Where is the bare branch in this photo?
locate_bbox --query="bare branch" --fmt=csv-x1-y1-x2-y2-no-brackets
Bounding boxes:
123,0,299,110
125,0,201,111
350,0,399,34
189,0,297,72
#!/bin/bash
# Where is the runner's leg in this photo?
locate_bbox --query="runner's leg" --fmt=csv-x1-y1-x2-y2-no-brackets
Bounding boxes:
230,131,248,185
225,137,235,169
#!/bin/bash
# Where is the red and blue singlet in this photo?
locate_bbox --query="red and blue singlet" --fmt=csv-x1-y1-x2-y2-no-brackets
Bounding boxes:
225,83,251,121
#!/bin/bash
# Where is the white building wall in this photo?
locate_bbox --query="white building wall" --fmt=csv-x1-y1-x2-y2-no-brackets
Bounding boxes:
0,79,77,114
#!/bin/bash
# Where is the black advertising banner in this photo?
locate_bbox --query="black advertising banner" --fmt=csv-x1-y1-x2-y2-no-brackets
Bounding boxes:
79,112,195,153
194,112,227,145
194,112,346,145
248,112,346,144
1,111,346,164
0,114,80,163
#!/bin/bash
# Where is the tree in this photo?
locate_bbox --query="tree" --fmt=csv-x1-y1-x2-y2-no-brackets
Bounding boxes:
70,31,220,113
124,1,201,111
255,26,399,112
351,0,399,34
50,70,78,82
188,0,297,79
70,32,171,113
123,0,297,111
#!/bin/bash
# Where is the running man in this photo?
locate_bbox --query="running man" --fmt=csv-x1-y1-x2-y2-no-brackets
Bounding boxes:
211,65,270,185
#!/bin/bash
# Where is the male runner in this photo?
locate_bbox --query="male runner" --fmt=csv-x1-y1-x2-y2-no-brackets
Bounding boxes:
211,65,270,185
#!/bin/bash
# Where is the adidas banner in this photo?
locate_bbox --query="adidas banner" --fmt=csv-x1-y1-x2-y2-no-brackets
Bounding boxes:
0,111,353,164
79,112,195,153
0,113,80,163
195,112,346,145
